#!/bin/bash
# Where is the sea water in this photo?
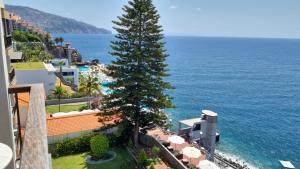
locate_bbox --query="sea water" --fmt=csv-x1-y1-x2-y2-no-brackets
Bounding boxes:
55,34,300,169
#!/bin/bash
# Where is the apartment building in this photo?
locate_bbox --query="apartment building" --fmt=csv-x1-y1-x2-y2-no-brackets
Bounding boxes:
50,59,79,87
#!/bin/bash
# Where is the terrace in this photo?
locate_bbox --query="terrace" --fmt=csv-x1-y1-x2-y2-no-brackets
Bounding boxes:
8,84,50,169
146,128,206,168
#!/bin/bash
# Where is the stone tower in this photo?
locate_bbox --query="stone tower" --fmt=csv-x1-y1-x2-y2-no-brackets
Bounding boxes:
199,110,218,161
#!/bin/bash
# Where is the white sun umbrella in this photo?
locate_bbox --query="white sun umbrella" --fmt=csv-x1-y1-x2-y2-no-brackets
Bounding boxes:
168,135,185,149
182,146,201,162
198,160,220,169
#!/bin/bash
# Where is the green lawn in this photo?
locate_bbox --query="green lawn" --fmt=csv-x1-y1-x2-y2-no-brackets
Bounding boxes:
12,62,45,70
52,148,133,169
46,103,86,114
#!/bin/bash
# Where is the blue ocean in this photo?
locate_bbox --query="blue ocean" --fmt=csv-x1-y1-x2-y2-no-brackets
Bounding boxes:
55,34,300,169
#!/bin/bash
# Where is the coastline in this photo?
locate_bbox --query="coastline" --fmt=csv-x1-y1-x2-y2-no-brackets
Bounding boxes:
80,59,259,169
56,34,300,169
215,150,259,169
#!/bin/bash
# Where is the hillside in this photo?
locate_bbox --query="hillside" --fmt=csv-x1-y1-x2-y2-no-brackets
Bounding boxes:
6,5,111,34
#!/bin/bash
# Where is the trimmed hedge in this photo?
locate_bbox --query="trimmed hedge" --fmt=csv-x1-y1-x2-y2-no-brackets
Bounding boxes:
51,134,95,157
90,135,109,159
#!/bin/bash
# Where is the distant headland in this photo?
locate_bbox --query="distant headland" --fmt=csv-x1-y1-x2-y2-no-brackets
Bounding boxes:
5,4,112,34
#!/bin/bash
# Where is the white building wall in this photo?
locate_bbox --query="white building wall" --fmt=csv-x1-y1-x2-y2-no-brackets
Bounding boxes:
0,1,16,168
15,69,56,95
48,126,119,144
60,67,79,87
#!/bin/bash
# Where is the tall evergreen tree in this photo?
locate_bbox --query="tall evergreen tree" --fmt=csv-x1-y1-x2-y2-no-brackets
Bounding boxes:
101,0,174,146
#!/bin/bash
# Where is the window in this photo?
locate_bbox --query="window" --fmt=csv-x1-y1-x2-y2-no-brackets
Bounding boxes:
62,72,74,76
192,123,201,131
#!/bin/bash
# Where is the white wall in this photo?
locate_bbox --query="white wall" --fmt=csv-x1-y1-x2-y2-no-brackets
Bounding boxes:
15,69,56,95
48,126,119,144
60,67,79,86
0,4,16,168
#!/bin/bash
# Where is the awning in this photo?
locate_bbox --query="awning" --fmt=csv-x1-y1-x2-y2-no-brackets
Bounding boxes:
179,118,201,127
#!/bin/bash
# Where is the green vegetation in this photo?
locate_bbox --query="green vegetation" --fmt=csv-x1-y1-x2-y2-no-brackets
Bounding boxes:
79,75,101,108
151,146,160,158
54,37,64,46
51,134,95,157
46,103,86,114
12,62,45,70
90,135,109,159
52,147,133,169
18,43,53,62
51,86,68,112
127,139,133,148
148,162,156,169
13,30,53,62
13,30,43,42
138,149,148,166
101,0,174,146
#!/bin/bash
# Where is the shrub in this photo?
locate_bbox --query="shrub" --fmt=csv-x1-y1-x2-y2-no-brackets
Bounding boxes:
138,149,148,166
148,162,155,169
90,135,109,159
52,134,94,157
128,139,133,148
79,104,89,111
151,146,160,157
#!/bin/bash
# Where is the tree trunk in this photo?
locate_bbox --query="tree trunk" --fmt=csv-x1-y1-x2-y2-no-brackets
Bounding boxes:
134,119,139,147
58,95,61,112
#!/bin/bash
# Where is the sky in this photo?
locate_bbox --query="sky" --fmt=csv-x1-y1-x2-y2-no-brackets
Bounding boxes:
5,0,300,38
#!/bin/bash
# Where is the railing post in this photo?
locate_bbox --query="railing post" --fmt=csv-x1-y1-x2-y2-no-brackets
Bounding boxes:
14,92,22,154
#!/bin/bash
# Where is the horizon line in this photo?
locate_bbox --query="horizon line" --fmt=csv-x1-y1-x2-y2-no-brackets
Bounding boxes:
51,32,300,40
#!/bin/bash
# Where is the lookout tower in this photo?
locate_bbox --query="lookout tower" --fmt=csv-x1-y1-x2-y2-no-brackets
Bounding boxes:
199,110,218,161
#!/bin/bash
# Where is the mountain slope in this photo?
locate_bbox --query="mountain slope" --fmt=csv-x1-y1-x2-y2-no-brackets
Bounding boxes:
6,5,111,34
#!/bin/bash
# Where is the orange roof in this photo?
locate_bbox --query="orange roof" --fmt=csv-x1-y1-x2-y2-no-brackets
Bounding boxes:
46,113,121,136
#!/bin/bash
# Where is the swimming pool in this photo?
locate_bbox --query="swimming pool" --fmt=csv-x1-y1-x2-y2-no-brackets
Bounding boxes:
78,66,90,72
100,81,113,95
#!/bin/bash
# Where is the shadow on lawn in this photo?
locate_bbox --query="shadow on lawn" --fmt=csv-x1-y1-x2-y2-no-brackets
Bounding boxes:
79,149,136,169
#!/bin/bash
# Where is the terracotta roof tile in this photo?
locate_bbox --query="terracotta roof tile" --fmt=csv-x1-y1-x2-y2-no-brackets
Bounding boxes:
46,113,121,136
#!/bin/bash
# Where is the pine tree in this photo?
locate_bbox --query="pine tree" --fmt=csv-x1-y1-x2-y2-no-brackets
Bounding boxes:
101,0,174,146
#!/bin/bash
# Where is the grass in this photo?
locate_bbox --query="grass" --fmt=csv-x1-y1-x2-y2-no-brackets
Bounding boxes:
46,103,86,114
52,147,133,169
12,62,45,70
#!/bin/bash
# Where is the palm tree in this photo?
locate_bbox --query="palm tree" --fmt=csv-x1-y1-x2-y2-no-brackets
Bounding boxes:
52,86,67,112
58,60,65,86
79,75,100,108
54,37,64,46
54,37,60,46
44,33,51,44
59,37,64,46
